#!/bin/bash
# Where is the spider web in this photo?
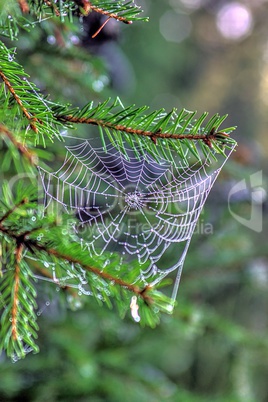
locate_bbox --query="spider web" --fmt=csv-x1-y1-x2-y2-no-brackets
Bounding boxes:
38,137,235,300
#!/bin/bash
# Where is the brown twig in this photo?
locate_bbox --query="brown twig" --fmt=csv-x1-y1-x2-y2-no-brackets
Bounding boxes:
88,3,133,24
0,71,38,133
43,0,60,16
73,0,132,23
59,115,230,146
0,124,37,165
11,243,24,340
92,16,112,38
34,243,147,299
17,0,29,13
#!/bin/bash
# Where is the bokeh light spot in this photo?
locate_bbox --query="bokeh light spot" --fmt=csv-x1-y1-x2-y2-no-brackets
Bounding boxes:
216,2,253,40
160,11,192,43
178,0,204,10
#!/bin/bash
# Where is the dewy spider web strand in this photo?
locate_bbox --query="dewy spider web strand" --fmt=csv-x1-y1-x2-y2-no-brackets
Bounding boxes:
38,137,235,301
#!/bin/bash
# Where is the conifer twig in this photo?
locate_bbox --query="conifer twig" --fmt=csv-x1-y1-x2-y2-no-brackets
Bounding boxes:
0,124,37,164
43,0,60,16
88,2,133,24
32,243,153,304
59,114,230,147
12,243,24,340
0,71,38,133
0,199,28,224
0,219,153,305
92,16,112,38
73,1,133,23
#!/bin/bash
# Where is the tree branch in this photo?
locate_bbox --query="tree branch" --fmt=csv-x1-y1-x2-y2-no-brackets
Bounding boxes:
12,243,24,340
32,242,153,304
43,0,60,16
0,216,153,305
59,114,230,147
0,71,38,133
74,1,133,24
0,124,37,165
88,2,133,24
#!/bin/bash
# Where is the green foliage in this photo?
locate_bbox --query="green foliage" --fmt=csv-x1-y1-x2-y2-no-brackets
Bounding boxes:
85,0,148,22
0,0,147,40
0,0,237,362
55,96,236,163
0,182,174,359
0,42,66,144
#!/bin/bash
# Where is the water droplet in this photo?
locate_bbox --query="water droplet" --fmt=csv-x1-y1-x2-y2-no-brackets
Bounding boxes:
47,35,56,45
31,216,36,221
69,34,79,45
130,296,140,323
12,355,19,363
166,304,174,313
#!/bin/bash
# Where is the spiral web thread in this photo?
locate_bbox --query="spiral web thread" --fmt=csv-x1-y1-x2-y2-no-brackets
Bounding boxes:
38,137,235,301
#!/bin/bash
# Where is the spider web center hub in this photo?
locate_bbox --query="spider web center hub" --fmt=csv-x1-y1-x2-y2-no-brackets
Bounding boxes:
125,191,144,210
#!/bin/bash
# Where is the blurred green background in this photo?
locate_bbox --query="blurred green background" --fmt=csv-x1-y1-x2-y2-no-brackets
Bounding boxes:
1,0,268,401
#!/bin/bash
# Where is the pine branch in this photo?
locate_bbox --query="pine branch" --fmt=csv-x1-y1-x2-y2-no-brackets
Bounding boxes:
61,110,229,143
0,215,155,304
0,70,39,132
0,235,39,358
0,1,35,40
0,41,67,143
55,98,237,162
0,198,28,224
11,243,24,340
0,42,236,163
0,124,37,164
0,0,146,41
33,243,152,300
74,0,147,23
0,186,173,357
0,40,236,163
42,0,60,16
